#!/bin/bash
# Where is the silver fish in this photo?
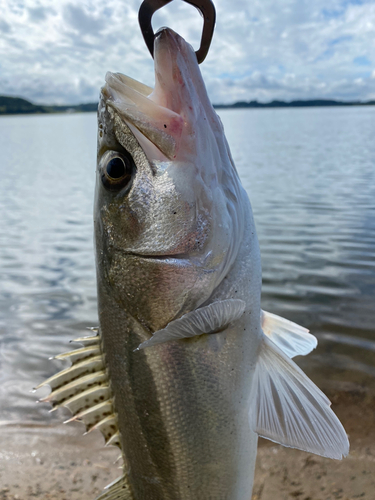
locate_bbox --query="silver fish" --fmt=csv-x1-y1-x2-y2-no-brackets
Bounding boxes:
39,28,349,500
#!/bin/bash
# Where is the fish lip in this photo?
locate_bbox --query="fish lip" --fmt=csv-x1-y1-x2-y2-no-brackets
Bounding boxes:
113,250,215,270
114,249,190,262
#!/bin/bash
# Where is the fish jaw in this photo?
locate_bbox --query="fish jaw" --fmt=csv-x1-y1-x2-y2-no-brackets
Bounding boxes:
95,29,251,329
149,28,223,155
103,28,222,163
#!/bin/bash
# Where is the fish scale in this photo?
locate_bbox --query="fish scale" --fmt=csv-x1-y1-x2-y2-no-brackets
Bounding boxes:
39,27,348,500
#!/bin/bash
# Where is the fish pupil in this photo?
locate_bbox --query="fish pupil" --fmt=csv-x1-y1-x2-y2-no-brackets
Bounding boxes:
100,151,134,191
107,157,126,179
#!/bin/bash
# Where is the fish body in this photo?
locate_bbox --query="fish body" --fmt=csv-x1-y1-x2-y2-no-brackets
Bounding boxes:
95,28,262,499
39,28,349,500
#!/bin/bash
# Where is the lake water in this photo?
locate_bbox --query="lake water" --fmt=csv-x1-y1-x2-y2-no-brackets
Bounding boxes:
0,107,374,424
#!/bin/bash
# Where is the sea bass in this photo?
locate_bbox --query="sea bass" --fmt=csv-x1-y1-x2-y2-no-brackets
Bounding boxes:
39,28,349,500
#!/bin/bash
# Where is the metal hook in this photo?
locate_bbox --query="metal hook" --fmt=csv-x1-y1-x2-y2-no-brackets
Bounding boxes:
138,0,216,64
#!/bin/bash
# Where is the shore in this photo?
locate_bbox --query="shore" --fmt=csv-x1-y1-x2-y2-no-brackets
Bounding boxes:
1,387,374,500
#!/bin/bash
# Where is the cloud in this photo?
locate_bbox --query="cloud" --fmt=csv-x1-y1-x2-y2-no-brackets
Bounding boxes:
206,70,375,104
353,56,371,66
63,4,103,35
28,6,53,22
0,0,375,104
0,19,11,34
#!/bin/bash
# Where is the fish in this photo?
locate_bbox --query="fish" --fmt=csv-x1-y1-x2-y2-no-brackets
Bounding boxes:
37,28,349,500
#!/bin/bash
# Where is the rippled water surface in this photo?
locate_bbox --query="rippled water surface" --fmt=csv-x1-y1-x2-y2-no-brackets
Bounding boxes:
0,107,374,423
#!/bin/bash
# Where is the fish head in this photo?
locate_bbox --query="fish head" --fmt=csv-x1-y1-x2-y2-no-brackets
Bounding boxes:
95,28,246,331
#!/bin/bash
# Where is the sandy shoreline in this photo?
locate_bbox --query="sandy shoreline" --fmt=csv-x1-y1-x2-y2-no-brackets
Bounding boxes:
1,389,374,500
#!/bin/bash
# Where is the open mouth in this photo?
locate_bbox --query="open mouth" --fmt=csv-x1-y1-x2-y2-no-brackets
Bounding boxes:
102,71,184,161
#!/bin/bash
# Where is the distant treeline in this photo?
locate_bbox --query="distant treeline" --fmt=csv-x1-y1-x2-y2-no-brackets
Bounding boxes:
0,95,98,115
1,95,375,116
214,99,375,109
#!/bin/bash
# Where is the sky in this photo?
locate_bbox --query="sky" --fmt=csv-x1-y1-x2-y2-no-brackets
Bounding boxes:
0,0,375,105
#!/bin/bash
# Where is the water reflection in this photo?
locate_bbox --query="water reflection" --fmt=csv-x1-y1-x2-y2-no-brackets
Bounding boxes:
0,107,374,423
0,113,97,422
221,106,375,398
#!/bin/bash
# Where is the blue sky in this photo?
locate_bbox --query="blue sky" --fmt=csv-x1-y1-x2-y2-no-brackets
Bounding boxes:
0,0,374,104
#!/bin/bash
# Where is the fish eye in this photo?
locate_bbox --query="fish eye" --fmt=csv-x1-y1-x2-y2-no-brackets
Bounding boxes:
100,152,134,191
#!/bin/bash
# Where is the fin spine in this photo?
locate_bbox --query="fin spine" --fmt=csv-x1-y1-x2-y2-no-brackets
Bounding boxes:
38,328,123,456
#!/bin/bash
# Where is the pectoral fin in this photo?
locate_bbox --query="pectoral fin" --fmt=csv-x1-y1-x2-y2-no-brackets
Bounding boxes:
136,299,246,350
249,337,349,459
261,310,317,358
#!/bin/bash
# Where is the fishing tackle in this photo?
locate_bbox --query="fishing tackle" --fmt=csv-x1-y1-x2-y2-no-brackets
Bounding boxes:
138,0,216,63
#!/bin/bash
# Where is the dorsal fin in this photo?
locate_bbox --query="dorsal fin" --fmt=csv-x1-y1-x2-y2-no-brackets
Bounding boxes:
136,299,246,350
54,344,101,364
95,475,133,500
261,310,317,358
36,331,122,453
249,336,349,459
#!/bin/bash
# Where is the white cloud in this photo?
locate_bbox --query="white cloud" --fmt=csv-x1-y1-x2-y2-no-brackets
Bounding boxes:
0,0,374,104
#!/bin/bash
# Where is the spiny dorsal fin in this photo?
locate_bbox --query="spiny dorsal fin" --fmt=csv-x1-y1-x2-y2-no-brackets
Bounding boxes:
54,344,101,364
39,371,107,405
106,431,121,448
66,400,114,428
95,475,132,500
85,415,120,447
249,336,349,459
36,329,122,454
261,310,317,358
50,384,111,415
136,299,246,350
70,330,100,346
35,355,104,392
